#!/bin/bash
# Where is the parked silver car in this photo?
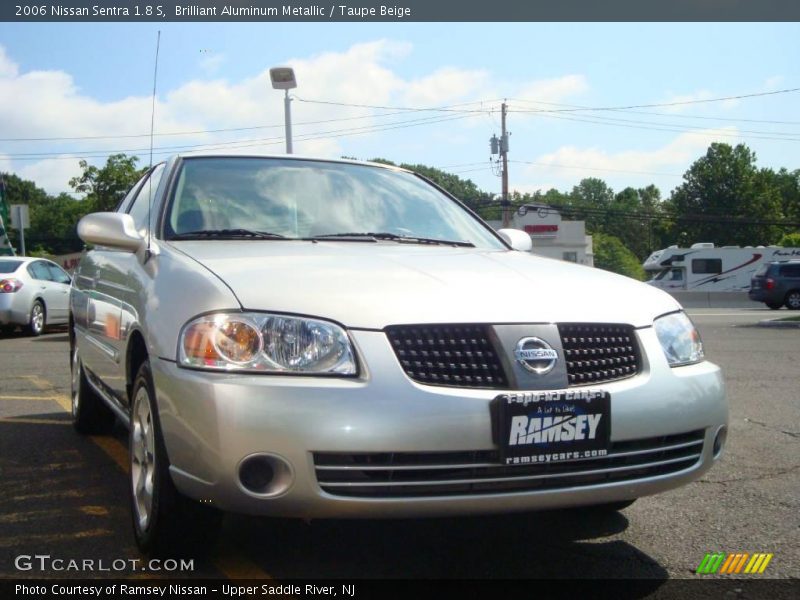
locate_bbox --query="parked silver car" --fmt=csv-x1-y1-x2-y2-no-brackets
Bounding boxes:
0,256,72,335
71,155,728,554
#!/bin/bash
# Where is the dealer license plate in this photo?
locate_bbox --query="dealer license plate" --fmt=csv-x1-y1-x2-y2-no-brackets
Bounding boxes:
493,390,611,465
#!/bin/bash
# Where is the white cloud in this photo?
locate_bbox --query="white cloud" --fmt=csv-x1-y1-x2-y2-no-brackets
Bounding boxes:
199,52,225,74
520,127,740,189
0,40,590,195
514,74,589,106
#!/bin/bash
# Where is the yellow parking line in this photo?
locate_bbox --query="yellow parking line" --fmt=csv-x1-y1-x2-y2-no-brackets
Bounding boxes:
0,417,71,426
0,395,62,401
89,435,130,473
0,528,113,548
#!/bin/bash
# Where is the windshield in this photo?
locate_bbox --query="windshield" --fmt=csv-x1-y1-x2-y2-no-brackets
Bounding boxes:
0,260,22,273
164,157,504,249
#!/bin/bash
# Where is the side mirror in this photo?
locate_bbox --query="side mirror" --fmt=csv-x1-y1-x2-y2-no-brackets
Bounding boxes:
497,228,532,252
78,213,144,253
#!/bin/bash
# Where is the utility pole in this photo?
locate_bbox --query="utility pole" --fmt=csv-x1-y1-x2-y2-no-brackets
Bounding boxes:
501,101,510,228
490,103,511,227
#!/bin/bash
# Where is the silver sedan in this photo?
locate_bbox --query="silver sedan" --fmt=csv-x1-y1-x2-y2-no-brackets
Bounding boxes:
0,256,72,336
70,154,728,555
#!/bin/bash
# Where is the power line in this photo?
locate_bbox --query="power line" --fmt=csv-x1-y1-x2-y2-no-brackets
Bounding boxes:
527,111,800,143
5,113,483,161
510,160,680,178
293,96,500,114
0,99,498,143
507,86,800,113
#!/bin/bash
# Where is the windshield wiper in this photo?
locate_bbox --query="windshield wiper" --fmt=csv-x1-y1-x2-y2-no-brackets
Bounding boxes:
170,229,287,240
312,232,474,247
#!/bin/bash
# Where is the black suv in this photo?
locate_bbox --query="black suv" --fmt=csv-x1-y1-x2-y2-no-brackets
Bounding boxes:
749,260,800,310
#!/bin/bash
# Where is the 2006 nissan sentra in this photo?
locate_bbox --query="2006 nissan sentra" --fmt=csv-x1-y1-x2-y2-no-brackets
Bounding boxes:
70,155,728,553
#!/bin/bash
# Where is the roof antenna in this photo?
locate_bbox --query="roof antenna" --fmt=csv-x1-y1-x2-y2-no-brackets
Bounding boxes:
146,30,161,261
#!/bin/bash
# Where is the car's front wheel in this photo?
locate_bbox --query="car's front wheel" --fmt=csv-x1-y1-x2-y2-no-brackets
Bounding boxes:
785,290,800,310
129,360,221,555
27,300,45,336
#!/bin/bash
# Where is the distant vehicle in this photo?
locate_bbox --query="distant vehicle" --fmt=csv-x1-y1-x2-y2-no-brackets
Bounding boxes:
748,260,800,310
644,243,800,292
0,256,72,335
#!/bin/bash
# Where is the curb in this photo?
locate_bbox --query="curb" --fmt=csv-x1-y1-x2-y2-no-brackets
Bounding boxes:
757,319,800,329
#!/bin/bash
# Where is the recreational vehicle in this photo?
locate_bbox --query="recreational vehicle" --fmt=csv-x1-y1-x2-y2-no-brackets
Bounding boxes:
643,243,800,292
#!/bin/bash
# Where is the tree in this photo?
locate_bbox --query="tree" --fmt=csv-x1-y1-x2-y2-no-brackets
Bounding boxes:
777,232,800,247
69,153,146,212
592,232,647,281
669,143,784,245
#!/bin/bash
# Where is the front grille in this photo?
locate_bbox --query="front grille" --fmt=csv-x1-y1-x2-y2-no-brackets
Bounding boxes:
386,322,641,389
314,430,704,498
558,323,641,386
385,325,508,389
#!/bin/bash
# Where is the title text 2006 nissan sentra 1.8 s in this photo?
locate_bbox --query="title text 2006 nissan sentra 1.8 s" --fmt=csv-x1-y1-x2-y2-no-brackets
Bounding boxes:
70,155,727,553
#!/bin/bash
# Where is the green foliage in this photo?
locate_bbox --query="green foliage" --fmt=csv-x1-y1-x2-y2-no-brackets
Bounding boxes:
592,233,647,281
669,143,784,245
777,232,800,247
69,153,146,212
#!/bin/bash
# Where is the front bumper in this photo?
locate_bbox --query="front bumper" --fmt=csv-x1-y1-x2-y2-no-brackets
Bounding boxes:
153,327,728,517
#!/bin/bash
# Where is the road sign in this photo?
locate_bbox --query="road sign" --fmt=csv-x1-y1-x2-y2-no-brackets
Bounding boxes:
10,204,30,229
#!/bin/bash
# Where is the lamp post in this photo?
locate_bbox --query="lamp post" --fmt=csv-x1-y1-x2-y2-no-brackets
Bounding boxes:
269,67,297,154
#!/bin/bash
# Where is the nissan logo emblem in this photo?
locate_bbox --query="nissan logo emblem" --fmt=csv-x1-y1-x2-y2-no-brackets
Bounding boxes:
514,337,558,375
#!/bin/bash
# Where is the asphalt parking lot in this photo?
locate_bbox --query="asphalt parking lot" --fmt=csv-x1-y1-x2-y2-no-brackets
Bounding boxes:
0,307,798,583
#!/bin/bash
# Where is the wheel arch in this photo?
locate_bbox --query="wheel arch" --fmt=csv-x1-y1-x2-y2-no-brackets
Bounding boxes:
126,329,149,404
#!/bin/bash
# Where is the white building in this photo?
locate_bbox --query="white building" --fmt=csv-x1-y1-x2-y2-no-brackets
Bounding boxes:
488,205,593,266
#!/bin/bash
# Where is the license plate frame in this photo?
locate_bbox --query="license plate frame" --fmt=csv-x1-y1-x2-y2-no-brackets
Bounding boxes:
492,390,611,466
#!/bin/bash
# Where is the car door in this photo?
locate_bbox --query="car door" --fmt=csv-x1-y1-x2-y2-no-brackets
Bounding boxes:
72,170,151,395
43,261,71,323
81,164,166,404
27,261,65,325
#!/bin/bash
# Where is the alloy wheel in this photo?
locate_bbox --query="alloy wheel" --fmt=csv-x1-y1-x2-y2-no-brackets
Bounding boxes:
131,387,156,532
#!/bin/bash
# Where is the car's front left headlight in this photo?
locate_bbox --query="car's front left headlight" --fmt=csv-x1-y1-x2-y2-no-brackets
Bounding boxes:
654,311,704,367
179,312,357,375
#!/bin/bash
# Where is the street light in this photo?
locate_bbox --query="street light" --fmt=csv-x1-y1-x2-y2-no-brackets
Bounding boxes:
270,67,297,154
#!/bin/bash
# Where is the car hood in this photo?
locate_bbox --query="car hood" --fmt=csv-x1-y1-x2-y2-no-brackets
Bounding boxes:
170,241,681,329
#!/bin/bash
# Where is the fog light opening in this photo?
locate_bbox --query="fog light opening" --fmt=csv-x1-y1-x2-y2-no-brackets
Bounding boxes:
237,453,294,497
713,426,727,459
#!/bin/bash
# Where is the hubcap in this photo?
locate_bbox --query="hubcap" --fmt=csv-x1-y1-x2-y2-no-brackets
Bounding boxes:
131,387,156,532
32,304,44,332
70,348,80,417
789,293,800,309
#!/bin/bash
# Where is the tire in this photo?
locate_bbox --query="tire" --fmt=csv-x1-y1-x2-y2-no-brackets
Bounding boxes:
129,360,222,555
71,343,115,434
27,300,45,336
766,302,782,310
785,290,800,310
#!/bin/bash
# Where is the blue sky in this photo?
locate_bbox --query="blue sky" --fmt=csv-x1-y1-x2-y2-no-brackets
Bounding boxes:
0,22,798,200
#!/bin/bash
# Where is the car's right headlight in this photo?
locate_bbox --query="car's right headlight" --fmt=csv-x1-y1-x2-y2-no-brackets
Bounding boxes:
654,311,704,367
179,312,357,375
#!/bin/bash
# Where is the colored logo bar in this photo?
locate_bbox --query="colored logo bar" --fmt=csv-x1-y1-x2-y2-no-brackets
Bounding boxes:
696,552,773,574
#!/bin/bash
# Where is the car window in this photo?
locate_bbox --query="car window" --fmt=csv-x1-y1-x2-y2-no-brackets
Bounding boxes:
45,262,71,284
165,157,504,249
116,170,151,213
692,259,721,274
127,163,166,232
27,261,52,281
779,264,800,278
0,259,22,273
